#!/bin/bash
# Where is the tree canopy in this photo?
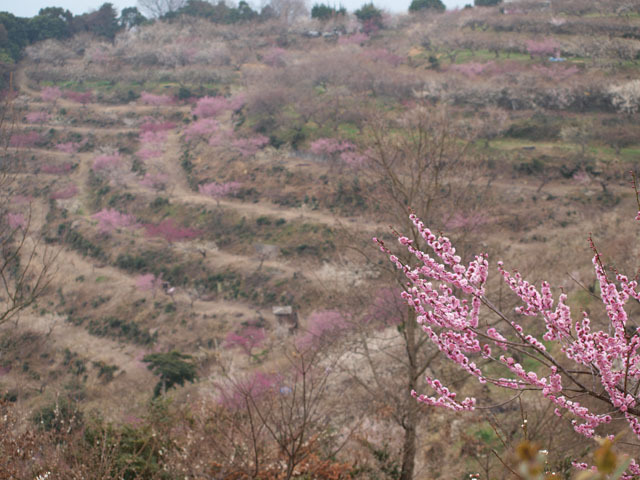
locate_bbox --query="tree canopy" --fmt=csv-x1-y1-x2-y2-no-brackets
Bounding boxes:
409,0,446,12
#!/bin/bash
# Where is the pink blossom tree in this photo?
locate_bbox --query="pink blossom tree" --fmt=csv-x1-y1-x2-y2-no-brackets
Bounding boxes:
41,86,62,103
63,90,93,105
231,135,269,157
139,118,176,133
50,184,78,200
192,96,231,118
262,47,287,67
376,209,640,476
139,173,169,191
41,162,73,174
55,142,81,154
450,61,495,77
92,153,121,172
92,208,138,234
526,38,561,58
296,310,351,351
6,213,26,230
25,112,50,124
198,181,241,206
144,218,200,243
9,132,43,149
136,273,162,296
224,326,266,358
140,91,175,107
183,118,219,143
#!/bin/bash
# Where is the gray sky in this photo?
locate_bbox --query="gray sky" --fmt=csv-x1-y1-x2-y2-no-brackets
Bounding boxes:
3,0,469,18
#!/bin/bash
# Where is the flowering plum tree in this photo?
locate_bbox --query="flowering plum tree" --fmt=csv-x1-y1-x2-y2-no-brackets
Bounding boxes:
40,86,62,103
192,96,232,118
6,213,26,230
376,208,640,476
55,142,81,154
139,173,169,191
63,90,93,105
41,162,73,174
140,91,175,107
183,118,219,143
231,135,268,157
198,181,241,205
25,112,50,124
50,184,78,200
139,118,176,133
144,218,200,243
92,208,138,234
9,132,43,148
224,326,266,358
92,153,121,172
526,38,561,58
136,273,162,295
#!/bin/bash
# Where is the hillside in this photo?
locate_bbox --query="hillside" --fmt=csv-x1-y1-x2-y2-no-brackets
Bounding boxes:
1,1,640,478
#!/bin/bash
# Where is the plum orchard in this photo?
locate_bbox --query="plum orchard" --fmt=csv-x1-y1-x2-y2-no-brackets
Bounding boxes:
376,208,640,477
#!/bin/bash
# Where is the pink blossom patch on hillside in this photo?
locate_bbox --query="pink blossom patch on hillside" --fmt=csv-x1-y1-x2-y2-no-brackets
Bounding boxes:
41,86,62,103
144,218,201,243
25,111,50,124
92,208,138,234
140,91,175,106
7,213,26,229
92,153,121,172
50,185,78,200
41,162,73,174
9,132,44,148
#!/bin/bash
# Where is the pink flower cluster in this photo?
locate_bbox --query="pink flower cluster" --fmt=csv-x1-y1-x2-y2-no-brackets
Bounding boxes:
92,208,138,234
526,38,561,57
92,153,121,172
198,181,241,199
50,184,78,200
7,213,26,230
140,173,169,190
231,135,269,157
184,118,219,142
136,273,161,292
9,132,43,148
139,118,176,133
309,138,366,167
532,64,579,81
41,86,62,103
25,111,50,124
63,90,93,105
377,212,640,474
144,218,200,243
262,47,287,67
41,162,73,174
140,91,175,106
450,62,495,77
296,310,351,350
56,142,81,154
224,326,266,357
192,95,244,118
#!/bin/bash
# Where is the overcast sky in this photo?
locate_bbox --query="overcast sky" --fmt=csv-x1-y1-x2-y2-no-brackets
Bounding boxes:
4,0,470,18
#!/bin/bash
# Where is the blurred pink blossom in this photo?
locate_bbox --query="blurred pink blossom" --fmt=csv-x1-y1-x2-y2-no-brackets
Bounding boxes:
50,185,78,200
92,208,138,234
7,213,26,229
41,86,62,103
25,111,50,124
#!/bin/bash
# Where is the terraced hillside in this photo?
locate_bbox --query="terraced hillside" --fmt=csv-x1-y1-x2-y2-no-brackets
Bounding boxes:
1,1,640,477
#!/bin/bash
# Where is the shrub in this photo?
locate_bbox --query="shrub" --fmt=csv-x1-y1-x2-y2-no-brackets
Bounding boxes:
143,351,197,397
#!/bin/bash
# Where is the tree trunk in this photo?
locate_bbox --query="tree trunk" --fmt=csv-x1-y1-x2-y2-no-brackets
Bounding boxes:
400,308,419,480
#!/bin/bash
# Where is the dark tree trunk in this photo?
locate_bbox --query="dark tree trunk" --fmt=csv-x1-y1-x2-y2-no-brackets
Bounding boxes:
400,308,419,480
